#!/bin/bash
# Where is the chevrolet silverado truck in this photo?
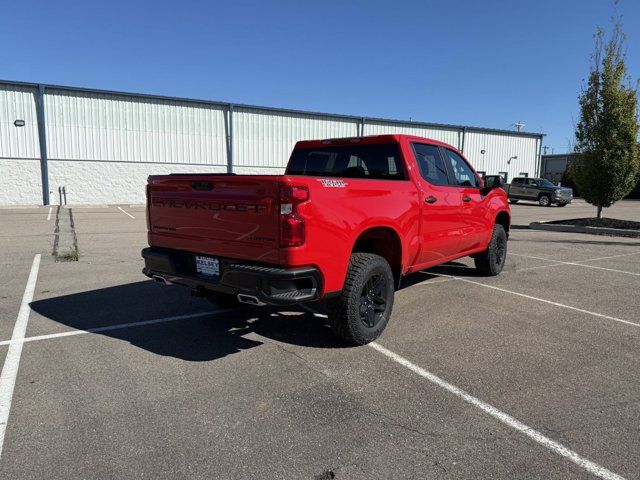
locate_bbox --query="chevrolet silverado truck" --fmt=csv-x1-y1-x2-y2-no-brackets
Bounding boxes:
142,135,510,345
503,177,573,207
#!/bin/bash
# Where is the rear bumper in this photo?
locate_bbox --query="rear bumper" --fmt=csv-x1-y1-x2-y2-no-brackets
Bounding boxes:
141,247,322,305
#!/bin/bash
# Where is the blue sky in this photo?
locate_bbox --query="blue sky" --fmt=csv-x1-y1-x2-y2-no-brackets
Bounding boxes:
1,0,638,152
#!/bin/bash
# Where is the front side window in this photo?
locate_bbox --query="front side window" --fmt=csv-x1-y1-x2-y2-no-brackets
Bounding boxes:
412,143,449,186
442,149,479,188
286,143,405,180
539,178,556,188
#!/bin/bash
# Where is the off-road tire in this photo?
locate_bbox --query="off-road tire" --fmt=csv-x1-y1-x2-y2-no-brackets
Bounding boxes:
327,253,394,345
539,194,551,207
474,224,507,276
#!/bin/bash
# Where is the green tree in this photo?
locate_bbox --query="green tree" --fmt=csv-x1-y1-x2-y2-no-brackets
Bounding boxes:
574,19,639,218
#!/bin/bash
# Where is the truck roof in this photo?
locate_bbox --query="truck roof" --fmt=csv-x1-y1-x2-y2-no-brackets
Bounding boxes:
295,134,458,151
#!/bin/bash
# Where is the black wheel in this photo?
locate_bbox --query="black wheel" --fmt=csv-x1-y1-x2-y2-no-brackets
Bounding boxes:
206,293,241,308
509,199,519,204
327,253,394,345
474,224,507,276
539,195,551,207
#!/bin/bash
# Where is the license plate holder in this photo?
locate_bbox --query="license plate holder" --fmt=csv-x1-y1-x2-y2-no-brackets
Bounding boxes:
195,256,220,277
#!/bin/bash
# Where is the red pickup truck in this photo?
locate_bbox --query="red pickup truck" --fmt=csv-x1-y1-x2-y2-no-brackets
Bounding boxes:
142,135,510,344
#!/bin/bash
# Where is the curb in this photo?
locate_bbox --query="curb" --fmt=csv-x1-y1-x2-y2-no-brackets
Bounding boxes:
53,207,80,261
529,222,640,238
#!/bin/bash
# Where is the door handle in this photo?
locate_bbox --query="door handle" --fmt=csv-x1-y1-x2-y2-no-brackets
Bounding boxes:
425,196,437,204
462,196,472,202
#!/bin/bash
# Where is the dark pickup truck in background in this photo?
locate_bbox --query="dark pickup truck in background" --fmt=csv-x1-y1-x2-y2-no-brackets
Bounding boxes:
503,177,573,207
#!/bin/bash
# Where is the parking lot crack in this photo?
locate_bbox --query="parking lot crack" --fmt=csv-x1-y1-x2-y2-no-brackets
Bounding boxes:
578,398,640,413
266,341,336,380
363,409,436,438
53,207,79,262
361,408,496,443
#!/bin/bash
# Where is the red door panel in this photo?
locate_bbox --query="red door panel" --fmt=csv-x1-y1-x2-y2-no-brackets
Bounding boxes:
418,185,463,263
458,188,490,253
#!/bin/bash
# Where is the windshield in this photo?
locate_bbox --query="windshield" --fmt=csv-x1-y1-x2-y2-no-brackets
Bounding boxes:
538,178,556,188
286,143,406,180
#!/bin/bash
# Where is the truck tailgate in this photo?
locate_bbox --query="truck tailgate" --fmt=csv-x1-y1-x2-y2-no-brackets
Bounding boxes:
147,175,283,263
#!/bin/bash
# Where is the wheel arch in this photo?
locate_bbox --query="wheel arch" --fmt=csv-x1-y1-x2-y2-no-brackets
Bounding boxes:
495,210,511,237
351,226,403,287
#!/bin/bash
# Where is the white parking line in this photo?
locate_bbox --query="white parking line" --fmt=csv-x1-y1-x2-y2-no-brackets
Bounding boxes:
117,206,135,219
46,206,52,221
510,253,640,277
368,342,625,480
578,251,640,262
0,254,41,460
298,305,625,480
0,309,237,347
563,262,640,276
454,277,639,329
515,263,566,273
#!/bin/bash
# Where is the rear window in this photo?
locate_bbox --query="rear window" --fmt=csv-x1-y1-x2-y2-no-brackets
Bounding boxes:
286,143,406,180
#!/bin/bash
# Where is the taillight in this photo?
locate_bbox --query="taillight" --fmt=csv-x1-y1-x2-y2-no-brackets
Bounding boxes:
279,185,309,247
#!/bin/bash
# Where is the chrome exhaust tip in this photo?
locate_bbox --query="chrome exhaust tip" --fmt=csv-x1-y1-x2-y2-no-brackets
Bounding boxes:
237,294,266,306
152,275,168,285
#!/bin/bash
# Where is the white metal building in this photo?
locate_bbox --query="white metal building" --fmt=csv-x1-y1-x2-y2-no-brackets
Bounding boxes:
1,80,544,206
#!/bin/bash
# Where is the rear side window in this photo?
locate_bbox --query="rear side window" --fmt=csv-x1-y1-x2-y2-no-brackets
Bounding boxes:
412,143,449,186
442,149,479,188
286,143,406,180
512,178,524,184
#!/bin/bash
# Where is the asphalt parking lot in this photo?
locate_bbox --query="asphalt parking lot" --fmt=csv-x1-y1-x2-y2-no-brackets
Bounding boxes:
0,199,639,479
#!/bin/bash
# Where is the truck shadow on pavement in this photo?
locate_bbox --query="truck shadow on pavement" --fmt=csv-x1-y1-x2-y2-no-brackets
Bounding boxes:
30,280,349,362
29,265,484,362
419,261,483,278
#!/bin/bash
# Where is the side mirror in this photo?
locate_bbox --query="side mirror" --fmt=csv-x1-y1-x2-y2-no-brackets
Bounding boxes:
481,175,504,195
484,175,503,189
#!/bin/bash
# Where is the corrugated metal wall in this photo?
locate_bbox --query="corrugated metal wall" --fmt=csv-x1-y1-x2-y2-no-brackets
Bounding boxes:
0,81,543,205
0,83,43,205
464,131,540,182
0,83,39,159
364,120,462,150
234,108,359,168
45,89,227,165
